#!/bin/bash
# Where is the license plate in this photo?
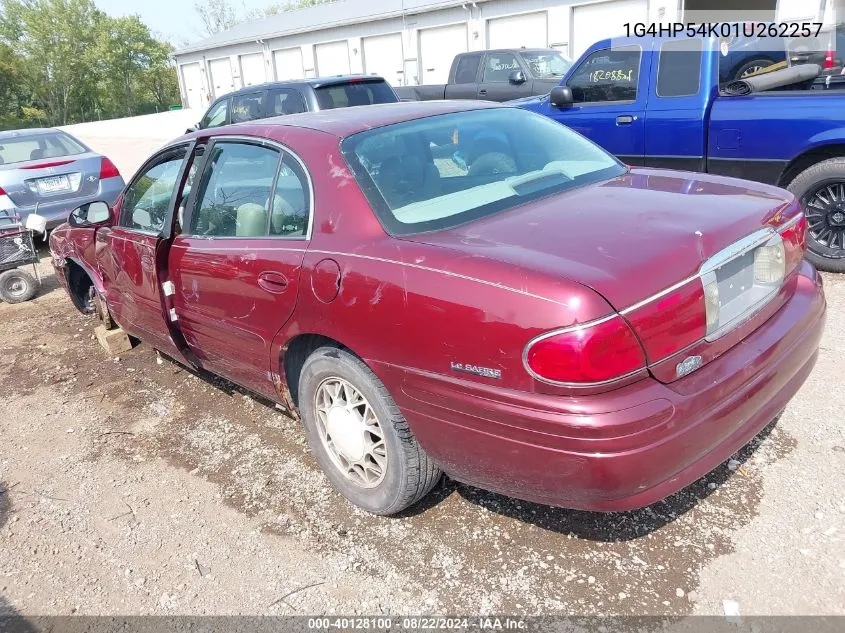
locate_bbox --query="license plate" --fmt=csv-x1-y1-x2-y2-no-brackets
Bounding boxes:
36,175,71,194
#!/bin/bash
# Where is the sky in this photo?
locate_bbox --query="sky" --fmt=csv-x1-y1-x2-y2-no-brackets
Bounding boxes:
94,0,274,47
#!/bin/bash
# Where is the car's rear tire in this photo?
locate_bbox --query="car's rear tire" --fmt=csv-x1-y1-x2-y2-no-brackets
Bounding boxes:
0,268,38,303
787,157,845,273
297,346,442,515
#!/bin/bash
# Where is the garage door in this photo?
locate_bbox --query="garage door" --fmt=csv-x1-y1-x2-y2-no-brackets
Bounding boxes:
208,57,235,98
274,48,304,80
487,11,549,49
240,53,266,87
315,40,351,76
572,0,648,57
419,23,468,84
363,33,405,86
180,62,204,110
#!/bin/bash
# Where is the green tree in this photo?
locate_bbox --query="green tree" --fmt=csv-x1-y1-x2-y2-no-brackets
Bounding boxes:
95,15,157,116
0,0,101,125
194,0,238,35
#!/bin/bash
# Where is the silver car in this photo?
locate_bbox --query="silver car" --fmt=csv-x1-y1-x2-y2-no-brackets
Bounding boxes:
0,128,125,230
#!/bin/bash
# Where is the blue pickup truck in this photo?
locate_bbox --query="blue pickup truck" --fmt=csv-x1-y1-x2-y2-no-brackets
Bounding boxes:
516,35,845,272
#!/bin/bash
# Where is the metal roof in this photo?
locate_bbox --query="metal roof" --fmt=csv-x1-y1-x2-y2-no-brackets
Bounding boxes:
174,0,490,56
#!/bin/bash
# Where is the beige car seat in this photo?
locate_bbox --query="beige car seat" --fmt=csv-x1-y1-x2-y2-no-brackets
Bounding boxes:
236,203,267,237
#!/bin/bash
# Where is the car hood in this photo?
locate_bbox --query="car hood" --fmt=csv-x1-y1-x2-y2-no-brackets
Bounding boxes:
403,168,795,310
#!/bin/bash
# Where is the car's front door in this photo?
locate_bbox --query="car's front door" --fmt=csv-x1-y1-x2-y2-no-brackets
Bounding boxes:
477,51,533,101
544,45,650,163
167,138,312,397
97,143,192,354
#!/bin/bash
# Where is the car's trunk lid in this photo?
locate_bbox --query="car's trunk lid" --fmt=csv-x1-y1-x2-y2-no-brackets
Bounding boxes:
404,168,799,382
0,152,103,209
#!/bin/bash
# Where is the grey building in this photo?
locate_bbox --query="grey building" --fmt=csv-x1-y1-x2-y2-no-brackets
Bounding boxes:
172,0,834,109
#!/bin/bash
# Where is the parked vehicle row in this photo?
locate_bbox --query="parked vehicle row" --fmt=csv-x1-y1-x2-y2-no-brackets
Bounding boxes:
48,101,824,516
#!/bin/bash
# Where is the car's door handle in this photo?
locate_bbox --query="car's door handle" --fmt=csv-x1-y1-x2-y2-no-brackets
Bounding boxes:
257,271,289,294
478,89,487,95
616,115,635,125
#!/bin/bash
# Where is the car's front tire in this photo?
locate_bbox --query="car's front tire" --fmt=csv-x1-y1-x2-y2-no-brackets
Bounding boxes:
298,346,442,515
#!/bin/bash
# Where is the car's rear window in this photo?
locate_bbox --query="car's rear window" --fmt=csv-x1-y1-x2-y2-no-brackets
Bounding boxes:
314,80,398,110
0,131,86,165
341,108,625,235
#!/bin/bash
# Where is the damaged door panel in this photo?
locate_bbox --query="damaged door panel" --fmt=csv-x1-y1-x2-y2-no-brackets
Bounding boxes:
164,138,311,399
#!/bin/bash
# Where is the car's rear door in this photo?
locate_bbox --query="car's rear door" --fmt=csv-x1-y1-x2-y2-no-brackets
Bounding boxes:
444,53,483,100
166,137,311,398
547,44,651,163
96,142,193,353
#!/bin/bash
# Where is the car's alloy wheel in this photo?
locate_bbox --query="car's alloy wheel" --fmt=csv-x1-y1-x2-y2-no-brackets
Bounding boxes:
298,346,442,515
314,377,388,488
803,182,845,256
788,156,845,273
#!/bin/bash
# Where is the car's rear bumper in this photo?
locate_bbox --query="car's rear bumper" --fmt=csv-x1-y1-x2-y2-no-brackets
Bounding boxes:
15,176,124,230
388,260,825,511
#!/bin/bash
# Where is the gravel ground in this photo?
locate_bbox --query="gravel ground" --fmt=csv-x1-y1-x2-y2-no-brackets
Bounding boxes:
0,255,843,617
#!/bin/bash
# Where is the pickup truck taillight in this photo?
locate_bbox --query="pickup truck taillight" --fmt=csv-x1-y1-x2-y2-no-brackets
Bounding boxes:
525,214,807,385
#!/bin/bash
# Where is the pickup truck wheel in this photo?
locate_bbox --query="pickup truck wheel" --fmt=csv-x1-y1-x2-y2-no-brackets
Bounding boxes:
787,158,845,273
298,346,442,515
0,268,38,303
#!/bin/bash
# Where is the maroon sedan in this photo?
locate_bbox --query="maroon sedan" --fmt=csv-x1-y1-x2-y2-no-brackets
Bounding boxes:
48,101,825,515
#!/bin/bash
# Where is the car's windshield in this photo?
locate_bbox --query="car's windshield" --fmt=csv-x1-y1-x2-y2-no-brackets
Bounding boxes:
342,108,625,235
521,51,572,77
0,131,86,165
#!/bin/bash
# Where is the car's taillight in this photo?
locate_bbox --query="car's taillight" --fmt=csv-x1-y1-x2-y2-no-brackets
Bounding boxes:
0,185,6,196
523,316,646,385
99,157,120,180
622,281,706,364
779,212,807,274
824,48,836,69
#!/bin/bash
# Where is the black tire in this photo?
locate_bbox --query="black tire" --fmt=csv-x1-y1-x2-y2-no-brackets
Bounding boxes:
0,268,38,303
787,157,845,273
298,346,442,515
733,58,774,80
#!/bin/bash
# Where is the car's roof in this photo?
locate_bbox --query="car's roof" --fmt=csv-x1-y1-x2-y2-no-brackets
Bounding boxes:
229,100,502,139
0,127,61,140
221,75,390,99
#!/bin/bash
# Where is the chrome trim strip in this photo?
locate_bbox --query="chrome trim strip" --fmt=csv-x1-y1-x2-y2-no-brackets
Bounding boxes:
777,212,803,233
619,272,700,315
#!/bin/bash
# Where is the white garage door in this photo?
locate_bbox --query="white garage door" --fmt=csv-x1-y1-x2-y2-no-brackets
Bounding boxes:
419,23,468,84
180,62,204,110
315,40,351,76
240,53,266,87
487,11,549,49
274,48,304,80
572,0,648,58
208,57,235,98
363,33,405,86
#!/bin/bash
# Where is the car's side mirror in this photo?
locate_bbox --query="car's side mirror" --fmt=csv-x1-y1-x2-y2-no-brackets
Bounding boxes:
508,70,527,85
185,125,198,134
550,86,574,108
68,201,112,228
